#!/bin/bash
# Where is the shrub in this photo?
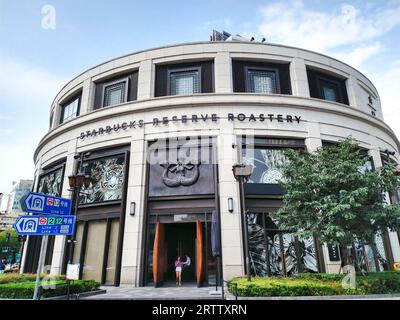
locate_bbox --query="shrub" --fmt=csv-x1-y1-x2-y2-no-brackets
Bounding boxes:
228,271,400,297
0,279,99,299
227,276,362,297
0,273,65,284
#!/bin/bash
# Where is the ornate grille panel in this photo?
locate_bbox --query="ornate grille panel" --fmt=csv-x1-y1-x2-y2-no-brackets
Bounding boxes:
247,213,318,277
243,149,288,184
37,167,63,197
79,155,125,204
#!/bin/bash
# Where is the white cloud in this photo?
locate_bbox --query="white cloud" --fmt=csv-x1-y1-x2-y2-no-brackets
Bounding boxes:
330,42,383,69
258,1,400,53
255,0,400,140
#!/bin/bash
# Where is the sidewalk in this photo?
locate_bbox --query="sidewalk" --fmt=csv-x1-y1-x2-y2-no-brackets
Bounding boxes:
83,283,223,300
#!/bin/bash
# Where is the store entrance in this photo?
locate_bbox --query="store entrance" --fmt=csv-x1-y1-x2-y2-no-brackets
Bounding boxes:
149,217,213,288
164,223,196,283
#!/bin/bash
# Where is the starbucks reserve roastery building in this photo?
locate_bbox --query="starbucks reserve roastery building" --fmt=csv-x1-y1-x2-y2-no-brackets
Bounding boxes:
22,39,400,287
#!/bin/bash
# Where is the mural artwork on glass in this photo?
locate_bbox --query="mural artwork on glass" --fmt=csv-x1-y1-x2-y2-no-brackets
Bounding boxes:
247,213,318,277
247,213,268,277
374,231,388,271
38,167,63,196
354,243,369,272
243,149,288,184
79,156,125,204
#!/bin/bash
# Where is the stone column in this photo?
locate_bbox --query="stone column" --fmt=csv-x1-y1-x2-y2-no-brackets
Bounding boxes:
346,75,359,109
290,57,310,97
137,59,154,100
217,121,244,281
214,51,233,94
120,128,146,286
80,78,96,114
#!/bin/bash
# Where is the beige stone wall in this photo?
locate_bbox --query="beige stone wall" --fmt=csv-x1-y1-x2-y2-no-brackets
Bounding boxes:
30,41,400,285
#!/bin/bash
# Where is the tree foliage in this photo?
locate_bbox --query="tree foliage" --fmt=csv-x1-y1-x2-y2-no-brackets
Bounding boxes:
274,138,400,249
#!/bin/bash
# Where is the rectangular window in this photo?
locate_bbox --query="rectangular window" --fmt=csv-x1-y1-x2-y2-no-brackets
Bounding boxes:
169,68,200,95
320,79,340,102
103,80,128,107
60,96,80,124
307,68,349,105
247,69,278,94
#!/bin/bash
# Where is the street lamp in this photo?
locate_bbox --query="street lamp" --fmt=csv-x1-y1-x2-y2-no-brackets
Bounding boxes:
66,154,92,268
232,163,253,281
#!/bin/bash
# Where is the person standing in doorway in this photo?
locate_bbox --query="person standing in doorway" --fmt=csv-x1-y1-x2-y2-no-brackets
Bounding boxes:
175,256,184,286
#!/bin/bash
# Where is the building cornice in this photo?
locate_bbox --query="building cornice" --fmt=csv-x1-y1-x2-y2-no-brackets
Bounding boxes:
34,94,400,162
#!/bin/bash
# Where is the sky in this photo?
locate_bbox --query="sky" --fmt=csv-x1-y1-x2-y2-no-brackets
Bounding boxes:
0,0,400,209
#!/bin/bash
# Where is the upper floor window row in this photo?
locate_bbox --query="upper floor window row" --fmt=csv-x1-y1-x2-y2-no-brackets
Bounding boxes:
307,68,349,105
232,60,291,95
60,94,81,124
93,71,138,110
54,60,357,126
155,61,213,97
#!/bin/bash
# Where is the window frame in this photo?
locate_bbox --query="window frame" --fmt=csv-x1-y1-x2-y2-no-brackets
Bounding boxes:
244,66,281,94
49,111,54,129
59,95,81,124
316,75,345,103
101,77,130,108
167,66,202,96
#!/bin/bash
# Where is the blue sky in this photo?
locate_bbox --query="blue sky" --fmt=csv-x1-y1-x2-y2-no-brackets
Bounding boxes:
1,0,400,208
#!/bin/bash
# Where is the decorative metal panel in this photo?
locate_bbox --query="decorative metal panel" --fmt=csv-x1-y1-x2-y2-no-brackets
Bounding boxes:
247,213,268,277
79,155,125,204
243,149,288,184
247,213,318,277
148,147,214,197
38,167,63,197
374,232,388,271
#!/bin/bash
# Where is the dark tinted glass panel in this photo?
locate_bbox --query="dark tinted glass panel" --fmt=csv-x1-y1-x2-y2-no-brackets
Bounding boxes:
232,60,291,94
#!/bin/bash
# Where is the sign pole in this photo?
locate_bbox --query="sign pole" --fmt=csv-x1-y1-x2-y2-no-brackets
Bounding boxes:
33,236,46,300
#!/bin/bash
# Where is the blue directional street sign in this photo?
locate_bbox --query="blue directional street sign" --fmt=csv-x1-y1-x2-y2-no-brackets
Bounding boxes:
13,215,76,236
20,192,72,216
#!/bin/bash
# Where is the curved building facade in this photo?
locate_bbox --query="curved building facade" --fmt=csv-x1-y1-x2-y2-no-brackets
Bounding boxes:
23,40,400,287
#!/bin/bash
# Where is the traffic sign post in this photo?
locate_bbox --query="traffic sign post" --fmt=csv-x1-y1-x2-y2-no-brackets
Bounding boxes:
14,215,76,236
33,236,46,300
14,192,75,300
20,192,72,216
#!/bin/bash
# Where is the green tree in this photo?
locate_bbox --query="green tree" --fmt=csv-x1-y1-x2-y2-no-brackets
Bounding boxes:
273,137,400,271
0,228,21,262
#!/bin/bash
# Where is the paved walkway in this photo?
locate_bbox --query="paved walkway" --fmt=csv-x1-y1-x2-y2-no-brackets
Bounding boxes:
83,283,223,300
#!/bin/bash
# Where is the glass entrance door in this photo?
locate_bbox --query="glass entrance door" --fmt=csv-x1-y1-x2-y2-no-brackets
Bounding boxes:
146,215,216,287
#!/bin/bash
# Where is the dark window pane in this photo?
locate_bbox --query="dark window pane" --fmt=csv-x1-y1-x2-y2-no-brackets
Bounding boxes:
248,70,277,93
104,82,126,107
61,97,79,123
170,70,200,95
